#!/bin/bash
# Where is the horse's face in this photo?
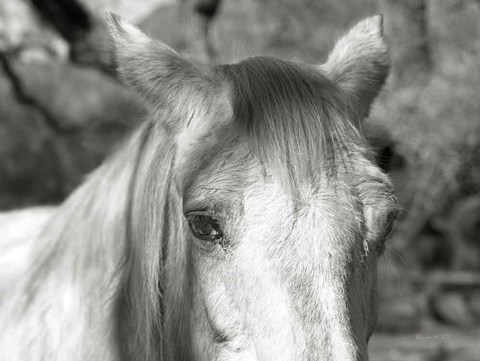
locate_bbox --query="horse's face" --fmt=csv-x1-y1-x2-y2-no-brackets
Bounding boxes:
182,140,396,361
108,14,396,361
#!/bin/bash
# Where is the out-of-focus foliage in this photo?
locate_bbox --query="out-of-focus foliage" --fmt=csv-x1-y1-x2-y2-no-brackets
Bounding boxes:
206,0,378,63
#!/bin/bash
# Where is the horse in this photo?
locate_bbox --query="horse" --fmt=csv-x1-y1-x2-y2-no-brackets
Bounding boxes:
0,14,398,361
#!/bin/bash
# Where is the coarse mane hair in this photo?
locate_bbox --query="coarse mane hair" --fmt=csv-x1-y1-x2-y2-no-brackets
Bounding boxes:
116,121,178,361
219,57,363,192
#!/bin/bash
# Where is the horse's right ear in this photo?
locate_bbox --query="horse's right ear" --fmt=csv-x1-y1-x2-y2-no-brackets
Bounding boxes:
105,13,215,126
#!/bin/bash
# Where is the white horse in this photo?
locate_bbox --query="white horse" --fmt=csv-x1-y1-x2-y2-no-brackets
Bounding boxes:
0,14,397,361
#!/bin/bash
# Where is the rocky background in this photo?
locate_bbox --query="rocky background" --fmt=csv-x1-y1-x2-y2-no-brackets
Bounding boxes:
1,0,480,359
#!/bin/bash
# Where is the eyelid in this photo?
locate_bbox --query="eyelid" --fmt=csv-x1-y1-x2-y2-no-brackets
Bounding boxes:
183,201,219,215
184,206,225,222
185,209,211,217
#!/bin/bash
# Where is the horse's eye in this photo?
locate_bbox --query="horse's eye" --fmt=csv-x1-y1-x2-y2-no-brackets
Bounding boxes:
383,210,398,238
187,213,223,242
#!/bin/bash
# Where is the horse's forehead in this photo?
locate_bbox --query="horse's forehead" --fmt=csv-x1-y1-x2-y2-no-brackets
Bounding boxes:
185,148,365,234
243,178,362,231
182,131,364,208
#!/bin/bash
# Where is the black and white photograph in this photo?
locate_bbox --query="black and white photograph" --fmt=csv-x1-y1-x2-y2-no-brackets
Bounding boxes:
0,0,479,360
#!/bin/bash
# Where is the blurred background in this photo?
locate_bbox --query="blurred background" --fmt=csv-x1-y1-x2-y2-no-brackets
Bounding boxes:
1,0,479,359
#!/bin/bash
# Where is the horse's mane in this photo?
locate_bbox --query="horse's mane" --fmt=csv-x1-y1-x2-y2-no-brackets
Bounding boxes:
114,121,179,361
219,57,363,193
0,121,165,360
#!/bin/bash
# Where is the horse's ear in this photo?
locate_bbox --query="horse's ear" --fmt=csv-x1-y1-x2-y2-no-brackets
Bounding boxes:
105,13,215,126
320,15,389,119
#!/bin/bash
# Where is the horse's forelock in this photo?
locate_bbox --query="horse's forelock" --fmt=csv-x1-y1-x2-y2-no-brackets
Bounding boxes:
217,57,363,196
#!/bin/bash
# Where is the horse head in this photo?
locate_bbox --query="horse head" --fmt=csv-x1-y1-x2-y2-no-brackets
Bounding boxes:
107,14,397,361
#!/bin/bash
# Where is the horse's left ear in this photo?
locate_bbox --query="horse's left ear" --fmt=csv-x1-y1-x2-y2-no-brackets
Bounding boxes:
320,15,389,120
106,13,217,129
